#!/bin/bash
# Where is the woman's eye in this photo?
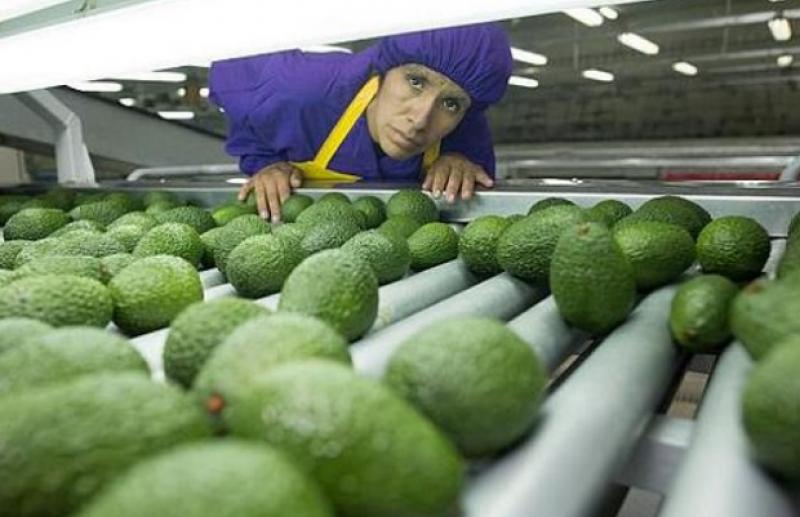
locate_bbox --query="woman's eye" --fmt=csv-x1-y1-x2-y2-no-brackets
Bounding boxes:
443,98,461,113
407,75,424,90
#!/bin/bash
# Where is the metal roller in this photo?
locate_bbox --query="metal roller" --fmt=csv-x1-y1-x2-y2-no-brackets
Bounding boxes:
464,286,684,517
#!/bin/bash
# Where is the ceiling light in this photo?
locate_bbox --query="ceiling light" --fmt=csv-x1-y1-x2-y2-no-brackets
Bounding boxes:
598,6,618,20
617,32,659,55
109,71,188,83
66,81,123,92
118,97,136,106
508,76,539,88
177,87,186,97
563,8,604,27
768,0,787,3
768,16,792,41
510,47,548,66
226,177,248,184
582,69,614,82
672,61,698,76
0,0,70,22
158,111,195,120
778,54,794,67
200,87,210,98
300,45,352,53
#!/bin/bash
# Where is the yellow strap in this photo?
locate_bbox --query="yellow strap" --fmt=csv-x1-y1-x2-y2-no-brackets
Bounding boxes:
314,76,380,169
422,141,441,171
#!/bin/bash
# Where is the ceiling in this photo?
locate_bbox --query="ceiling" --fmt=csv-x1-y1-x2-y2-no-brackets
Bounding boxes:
84,0,800,143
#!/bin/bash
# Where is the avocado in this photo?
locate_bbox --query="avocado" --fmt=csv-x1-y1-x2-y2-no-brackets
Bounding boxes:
145,200,182,215
0,270,17,288
109,255,203,335
352,196,387,229
211,203,255,226
0,240,30,269
133,222,204,266
317,192,351,205
227,234,305,298
13,238,64,267
613,221,695,290
458,215,511,276
194,313,350,431
279,249,378,341
0,274,113,327
528,197,575,214
4,208,71,240
104,192,142,212
341,229,410,284
789,211,800,238
281,194,314,222
696,216,770,281
0,326,147,395
35,188,75,211
199,227,225,269
49,219,106,238
154,205,217,234
296,201,366,229
386,317,547,457
670,275,739,351
73,192,107,206
225,360,463,517
107,211,158,230
0,199,27,224
15,255,104,283
550,222,636,334
57,230,128,258
777,233,800,280
619,196,710,238
0,372,210,517
69,200,130,226
0,317,51,355
742,337,800,480
377,215,422,240
271,222,310,245
209,214,272,272
105,224,147,252
77,441,333,517
300,220,362,256
586,199,632,226
730,276,800,360
143,190,181,207
163,298,269,387
386,189,438,224
497,205,588,285
408,222,459,270
99,253,137,282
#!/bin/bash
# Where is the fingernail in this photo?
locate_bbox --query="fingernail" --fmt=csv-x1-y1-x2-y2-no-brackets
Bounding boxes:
447,194,455,203
433,190,441,198
260,210,269,219
271,215,280,223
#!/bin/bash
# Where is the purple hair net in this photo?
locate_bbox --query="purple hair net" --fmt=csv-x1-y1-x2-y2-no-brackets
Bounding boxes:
372,23,512,110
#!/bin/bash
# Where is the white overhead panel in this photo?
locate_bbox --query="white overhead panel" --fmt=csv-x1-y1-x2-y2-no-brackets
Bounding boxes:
109,71,187,83
0,0,651,94
66,81,123,92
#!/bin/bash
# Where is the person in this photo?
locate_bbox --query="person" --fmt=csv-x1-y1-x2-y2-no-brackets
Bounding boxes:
209,23,512,222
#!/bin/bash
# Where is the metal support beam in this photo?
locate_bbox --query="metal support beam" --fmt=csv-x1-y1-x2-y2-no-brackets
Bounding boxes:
14,89,95,185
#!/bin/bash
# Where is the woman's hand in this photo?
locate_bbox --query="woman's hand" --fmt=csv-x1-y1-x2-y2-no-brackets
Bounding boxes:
421,153,494,202
238,162,303,222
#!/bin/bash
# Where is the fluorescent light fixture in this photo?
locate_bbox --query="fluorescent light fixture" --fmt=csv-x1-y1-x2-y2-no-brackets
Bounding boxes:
0,0,651,93
582,68,614,82
563,8,604,27
226,177,248,184
118,97,136,107
508,76,539,88
300,45,352,53
0,0,70,22
66,81,123,92
598,6,618,19
672,61,698,76
768,16,792,41
158,111,195,120
177,87,187,97
109,71,187,83
769,0,787,2
510,47,548,66
778,54,794,67
617,32,659,55
200,87,210,98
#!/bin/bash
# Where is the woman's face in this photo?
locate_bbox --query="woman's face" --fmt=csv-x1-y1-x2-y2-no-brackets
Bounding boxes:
366,64,471,160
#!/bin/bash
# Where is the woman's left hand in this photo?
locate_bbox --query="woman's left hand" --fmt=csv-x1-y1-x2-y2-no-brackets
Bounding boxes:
421,153,494,202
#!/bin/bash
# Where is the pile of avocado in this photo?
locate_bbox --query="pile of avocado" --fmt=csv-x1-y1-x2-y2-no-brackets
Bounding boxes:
2,184,799,515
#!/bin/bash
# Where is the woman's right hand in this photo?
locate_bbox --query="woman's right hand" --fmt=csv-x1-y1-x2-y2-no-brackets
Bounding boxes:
238,162,303,222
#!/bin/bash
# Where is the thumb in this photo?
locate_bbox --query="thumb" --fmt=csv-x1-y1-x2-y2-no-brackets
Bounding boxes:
475,170,494,188
289,169,303,188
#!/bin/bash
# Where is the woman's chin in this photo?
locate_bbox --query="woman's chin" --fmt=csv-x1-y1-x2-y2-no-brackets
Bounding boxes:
381,141,418,161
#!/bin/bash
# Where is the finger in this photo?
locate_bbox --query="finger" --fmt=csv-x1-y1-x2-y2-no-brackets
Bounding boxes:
432,166,450,198
421,169,434,191
444,168,463,203
289,168,303,188
265,176,283,223
254,179,269,219
461,173,476,201
475,169,494,188
277,174,291,204
238,180,253,202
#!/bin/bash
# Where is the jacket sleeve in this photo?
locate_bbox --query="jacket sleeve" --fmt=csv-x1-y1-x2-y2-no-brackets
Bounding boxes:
209,56,290,176
439,109,497,177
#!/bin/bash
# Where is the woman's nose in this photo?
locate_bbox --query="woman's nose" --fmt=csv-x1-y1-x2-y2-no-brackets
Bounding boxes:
407,96,436,132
